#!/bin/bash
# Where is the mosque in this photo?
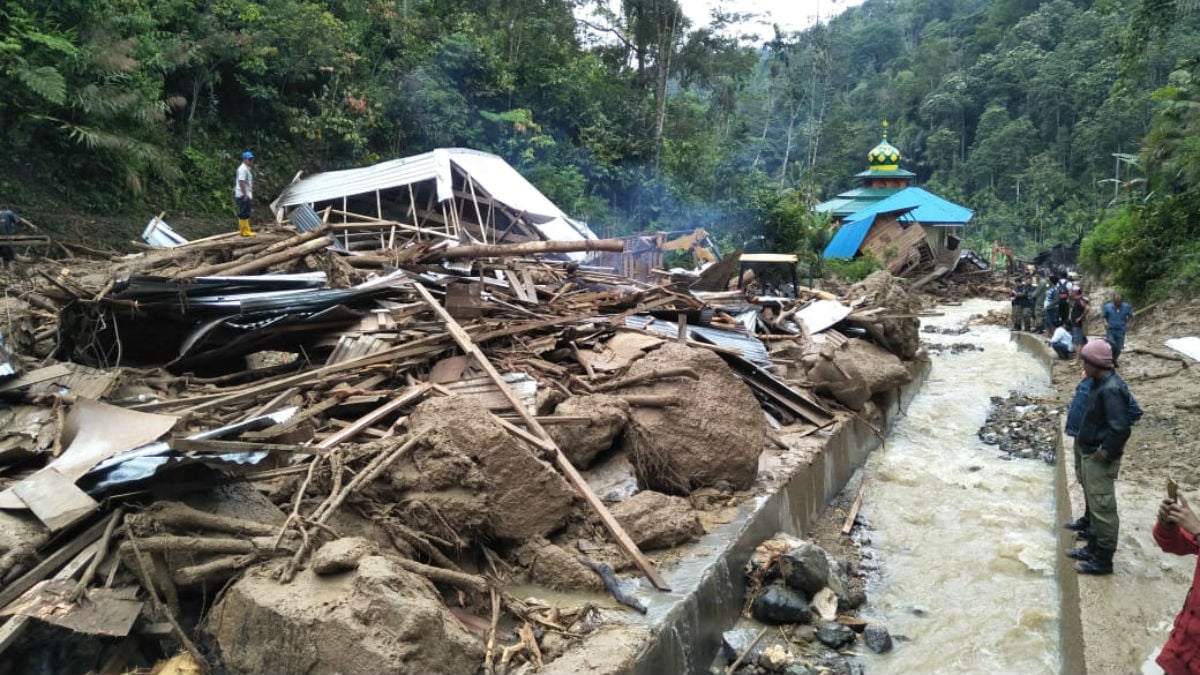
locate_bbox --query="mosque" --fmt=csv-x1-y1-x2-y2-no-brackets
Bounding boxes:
816,122,973,274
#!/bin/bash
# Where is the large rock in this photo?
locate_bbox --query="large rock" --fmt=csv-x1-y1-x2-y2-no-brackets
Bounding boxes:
837,339,912,395
206,556,484,675
863,625,894,654
815,621,856,649
546,394,630,469
751,585,812,625
514,537,603,592
618,344,767,493
721,628,766,663
609,490,703,550
805,346,871,410
400,397,576,541
780,542,831,596
843,271,921,360
311,537,378,575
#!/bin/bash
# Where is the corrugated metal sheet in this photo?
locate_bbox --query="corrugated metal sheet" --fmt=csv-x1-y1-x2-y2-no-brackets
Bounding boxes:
624,315,771,366
824,214,876,259
844,187,973,226
141,217,188,247
275,148,598,256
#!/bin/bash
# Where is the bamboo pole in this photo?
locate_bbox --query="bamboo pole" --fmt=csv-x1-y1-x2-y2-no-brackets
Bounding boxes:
421,238,624,262
213,236,333,276
412,283,670,591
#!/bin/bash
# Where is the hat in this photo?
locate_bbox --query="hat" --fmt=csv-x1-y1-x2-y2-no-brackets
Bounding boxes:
1081,340,1114,368
242,151,255,160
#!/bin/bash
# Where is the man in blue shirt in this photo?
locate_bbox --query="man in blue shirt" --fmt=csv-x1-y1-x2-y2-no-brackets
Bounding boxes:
1102,293,1134,368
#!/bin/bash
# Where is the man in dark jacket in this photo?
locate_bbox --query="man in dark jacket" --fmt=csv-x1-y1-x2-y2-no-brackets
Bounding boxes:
1063,373,1143,543
1066,339,1134,575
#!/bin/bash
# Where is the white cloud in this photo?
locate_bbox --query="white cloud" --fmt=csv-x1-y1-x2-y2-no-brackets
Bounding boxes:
678,0,865,42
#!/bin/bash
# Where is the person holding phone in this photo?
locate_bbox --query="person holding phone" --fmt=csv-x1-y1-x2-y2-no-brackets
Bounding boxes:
1153,491,1200,675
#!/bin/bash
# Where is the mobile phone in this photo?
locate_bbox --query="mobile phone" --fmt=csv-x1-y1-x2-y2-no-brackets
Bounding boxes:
1168,478,1179,502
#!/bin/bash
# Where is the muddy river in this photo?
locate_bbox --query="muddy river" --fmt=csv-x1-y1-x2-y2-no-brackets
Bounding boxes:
858,300,1058,674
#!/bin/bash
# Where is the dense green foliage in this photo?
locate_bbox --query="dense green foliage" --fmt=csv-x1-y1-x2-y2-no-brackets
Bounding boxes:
1,0,1199,296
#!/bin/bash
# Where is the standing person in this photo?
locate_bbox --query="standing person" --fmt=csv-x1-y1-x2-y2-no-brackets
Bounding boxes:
1064,371,1142,541
235,151,257,238
1011,278,1032,331
1068,286,1089,362
1102,293,1134,368
1066,339,1134,575
1153,493,1200,675
0,206,16,271
1031,273,1048,332
1044,274,1062,332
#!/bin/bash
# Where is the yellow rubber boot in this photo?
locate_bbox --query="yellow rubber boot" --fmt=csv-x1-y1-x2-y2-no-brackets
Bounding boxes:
239,219,257,237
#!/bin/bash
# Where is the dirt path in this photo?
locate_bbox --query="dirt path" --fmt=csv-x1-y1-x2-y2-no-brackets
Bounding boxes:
1050,295,1200,675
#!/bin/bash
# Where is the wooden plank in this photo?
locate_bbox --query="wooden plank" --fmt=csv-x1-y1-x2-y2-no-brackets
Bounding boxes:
0,517,109,611
841,480,867,535
413,283,671,592
0,364,72,393
0,541,101,656
11,467,99,532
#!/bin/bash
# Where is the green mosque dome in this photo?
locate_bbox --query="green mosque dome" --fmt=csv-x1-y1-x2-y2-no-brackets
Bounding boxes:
868,121,901,170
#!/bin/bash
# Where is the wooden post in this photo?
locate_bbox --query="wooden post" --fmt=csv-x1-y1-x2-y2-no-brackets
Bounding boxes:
413,283,670,591
677,313,687,344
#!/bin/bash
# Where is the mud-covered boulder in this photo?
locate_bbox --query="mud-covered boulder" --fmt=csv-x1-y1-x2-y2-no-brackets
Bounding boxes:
618,344,766,493
398,397,576,541
610,490,703,550
311,537,378,575
546,394,630,469
513,537,603,592
839,339,912,394
206,556,484,675
804,345,871,411
842,271,921,360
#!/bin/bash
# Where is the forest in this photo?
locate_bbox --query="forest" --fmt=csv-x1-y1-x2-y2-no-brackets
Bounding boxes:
1,0,1198,300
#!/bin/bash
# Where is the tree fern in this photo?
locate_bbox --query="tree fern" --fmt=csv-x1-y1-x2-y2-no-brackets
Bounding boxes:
13,64,67,105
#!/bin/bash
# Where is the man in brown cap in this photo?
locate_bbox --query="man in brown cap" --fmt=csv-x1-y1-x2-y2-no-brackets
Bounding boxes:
1066,339,1135,575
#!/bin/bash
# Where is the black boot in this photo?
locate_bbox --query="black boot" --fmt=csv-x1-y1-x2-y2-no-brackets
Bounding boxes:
1075,528,1095,541
1076,548,1114,575
1066,539,1095,561
1064,517,1090,532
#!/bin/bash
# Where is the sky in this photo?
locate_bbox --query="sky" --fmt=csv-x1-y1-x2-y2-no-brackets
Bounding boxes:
676,0,866,42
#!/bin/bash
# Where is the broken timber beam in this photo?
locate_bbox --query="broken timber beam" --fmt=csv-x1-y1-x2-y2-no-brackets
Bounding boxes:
412,282,671,592
212,235,334,277
420,238,624,261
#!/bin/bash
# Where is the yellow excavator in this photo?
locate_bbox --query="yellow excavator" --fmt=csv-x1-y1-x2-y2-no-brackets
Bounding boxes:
657,228,718,266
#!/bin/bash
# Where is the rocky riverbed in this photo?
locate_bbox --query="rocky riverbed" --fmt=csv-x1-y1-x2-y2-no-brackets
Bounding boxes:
977,392,1060,463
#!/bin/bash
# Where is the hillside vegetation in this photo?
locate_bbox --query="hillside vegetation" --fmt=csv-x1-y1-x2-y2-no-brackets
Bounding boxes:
1,0,1198,299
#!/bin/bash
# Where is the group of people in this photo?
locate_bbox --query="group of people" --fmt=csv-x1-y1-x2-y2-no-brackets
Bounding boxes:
1012,272,1134,368
1053,298,1197,674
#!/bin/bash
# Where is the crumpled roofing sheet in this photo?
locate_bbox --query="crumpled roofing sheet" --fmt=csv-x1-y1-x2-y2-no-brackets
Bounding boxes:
274,147,597,247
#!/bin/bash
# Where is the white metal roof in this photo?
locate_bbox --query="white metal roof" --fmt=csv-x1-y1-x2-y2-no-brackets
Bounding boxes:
274,148,596,243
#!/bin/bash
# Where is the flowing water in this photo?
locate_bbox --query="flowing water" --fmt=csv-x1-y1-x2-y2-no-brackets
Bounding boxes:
857,299,1058,674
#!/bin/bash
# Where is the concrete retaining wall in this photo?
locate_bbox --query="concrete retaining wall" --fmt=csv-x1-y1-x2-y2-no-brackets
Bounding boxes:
1009,330,1086,675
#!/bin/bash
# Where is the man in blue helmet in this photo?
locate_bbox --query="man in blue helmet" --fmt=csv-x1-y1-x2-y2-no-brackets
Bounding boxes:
235,151,257,237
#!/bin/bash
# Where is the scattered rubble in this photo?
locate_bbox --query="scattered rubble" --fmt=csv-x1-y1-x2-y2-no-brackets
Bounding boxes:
726,533,894,674
977,393,1059,463
0,192,934,673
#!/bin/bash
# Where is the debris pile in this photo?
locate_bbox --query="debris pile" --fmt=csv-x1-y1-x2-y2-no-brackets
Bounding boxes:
977,393,1059,463
722,533,894,674
0,197,927,673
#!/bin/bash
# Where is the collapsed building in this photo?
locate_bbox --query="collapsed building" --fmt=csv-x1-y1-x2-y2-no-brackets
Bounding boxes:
0,148,927,674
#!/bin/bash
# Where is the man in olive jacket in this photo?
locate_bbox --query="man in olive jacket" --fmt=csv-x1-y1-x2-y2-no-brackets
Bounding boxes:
1066,339,1134,575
